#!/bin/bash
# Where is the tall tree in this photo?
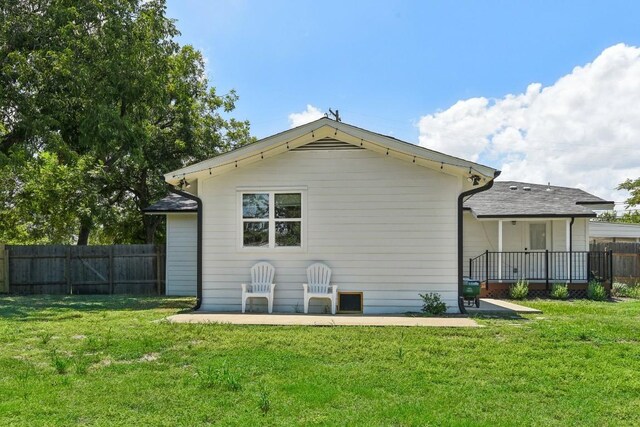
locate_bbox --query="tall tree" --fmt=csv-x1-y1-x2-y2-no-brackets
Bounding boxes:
1,0,253,244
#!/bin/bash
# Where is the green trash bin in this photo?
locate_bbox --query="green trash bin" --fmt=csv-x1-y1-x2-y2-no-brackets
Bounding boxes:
463,277,481,308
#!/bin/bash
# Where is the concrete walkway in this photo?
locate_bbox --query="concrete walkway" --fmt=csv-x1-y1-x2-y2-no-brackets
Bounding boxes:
466,298,542,314
167,313,480,327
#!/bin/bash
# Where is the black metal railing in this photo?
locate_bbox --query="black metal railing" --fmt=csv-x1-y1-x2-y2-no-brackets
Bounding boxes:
469,250,613,285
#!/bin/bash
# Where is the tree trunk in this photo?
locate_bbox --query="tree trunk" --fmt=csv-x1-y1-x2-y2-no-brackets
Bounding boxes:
77,217,92,245
144,214,161,244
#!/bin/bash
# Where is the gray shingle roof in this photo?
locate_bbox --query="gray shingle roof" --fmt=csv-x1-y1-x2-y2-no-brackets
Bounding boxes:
464,181,614,218
143,193,197,213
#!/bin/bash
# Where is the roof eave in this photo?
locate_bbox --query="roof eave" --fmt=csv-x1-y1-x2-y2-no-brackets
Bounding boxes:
164,118,499,184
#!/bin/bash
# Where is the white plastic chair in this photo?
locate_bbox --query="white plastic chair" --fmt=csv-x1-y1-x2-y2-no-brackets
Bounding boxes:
303,263,337,315
241,262,276,313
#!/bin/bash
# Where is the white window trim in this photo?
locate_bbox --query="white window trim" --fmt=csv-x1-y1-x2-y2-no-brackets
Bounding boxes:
236,187,307,253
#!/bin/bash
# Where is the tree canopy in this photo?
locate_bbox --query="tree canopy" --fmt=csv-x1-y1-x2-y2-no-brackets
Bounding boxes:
595,178,640,223
1,0,253,244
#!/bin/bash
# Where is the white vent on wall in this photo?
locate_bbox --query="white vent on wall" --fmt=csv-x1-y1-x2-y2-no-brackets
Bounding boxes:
509,185,518,190
523,186,531,191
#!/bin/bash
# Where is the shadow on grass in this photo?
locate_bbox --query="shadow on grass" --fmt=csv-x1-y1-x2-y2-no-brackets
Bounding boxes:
0,295,195,320
467,312,530,321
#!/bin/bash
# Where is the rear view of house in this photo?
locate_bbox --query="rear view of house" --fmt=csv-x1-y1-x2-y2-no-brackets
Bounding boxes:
147,117,499,313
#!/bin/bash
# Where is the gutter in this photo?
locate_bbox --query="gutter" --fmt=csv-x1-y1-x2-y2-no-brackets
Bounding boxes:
457,171,501,314
569,216,575,284
168,186,203,311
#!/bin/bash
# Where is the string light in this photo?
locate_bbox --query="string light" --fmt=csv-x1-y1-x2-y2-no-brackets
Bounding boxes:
171,125,491,180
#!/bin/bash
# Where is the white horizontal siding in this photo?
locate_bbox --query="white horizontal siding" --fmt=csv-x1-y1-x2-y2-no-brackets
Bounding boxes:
166,214,197,296
589,221,640,240
199,148,462,313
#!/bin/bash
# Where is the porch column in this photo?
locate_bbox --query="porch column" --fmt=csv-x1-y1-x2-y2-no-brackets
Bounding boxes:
498,220,503,282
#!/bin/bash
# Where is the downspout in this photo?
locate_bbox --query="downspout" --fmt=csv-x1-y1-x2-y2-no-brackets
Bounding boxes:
457,171,501,314
569,217,575,283
169,186,203,311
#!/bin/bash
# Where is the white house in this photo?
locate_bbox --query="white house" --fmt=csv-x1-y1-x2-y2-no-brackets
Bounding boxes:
146,118,615,309
146,117,499,313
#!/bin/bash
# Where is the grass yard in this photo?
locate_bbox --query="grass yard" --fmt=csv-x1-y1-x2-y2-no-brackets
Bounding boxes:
0,296,639,426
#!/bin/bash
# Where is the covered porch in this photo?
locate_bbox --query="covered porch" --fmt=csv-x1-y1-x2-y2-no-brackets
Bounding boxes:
466,217,613,298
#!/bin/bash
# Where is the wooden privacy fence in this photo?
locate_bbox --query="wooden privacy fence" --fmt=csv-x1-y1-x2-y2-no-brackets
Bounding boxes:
1,244,165,295
590,242,640,283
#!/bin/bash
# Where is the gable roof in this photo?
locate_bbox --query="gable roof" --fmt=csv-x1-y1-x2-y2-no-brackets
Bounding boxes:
143,193,198,214
165,117,500,185
464,181,615,218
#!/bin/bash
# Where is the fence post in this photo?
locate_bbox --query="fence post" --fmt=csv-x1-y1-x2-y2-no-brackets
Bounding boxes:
609,249,614,286
545,250,549,290
155,246,162,295
108,246,114,294
1,245,9,293
485,250,489,289
66,246,72,295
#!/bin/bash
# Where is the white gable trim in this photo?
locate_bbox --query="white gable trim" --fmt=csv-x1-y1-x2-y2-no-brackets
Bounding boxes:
165,118,498,185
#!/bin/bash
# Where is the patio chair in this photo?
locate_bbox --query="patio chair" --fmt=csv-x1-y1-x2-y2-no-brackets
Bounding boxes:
303,262,337,314
241,262,276,313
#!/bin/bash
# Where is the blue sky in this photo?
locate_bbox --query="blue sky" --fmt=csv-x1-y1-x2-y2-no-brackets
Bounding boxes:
166,0,640,206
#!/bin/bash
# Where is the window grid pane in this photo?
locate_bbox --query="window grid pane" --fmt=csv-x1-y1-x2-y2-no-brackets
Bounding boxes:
243,193,269,219
275,193,301,219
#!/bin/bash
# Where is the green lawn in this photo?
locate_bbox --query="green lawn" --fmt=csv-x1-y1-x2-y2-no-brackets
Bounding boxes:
0,296,639,426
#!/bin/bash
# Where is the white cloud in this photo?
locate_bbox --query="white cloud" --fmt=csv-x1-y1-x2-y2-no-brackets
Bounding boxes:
418,43,640,207
288,104,324,128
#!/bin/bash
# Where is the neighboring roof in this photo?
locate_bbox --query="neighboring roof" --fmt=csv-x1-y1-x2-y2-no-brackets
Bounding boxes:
165,117,500,185
143,193,197,214
464,181,615,218
589,221,640,239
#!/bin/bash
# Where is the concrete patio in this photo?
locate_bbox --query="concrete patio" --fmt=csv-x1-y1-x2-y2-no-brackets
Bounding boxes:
166,313,480,327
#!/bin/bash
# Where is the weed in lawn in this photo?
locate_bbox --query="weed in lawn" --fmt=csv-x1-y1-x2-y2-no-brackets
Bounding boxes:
50,350,71,375
397,330,406,361
196,365,217,389
39,332,53,345
103,327,113,348
74,355,90,375
84,336,100,352
258,387,271,415
196,360,241,391
220,360,242,391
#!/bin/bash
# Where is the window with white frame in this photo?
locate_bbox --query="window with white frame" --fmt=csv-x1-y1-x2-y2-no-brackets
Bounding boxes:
241,191,303,248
